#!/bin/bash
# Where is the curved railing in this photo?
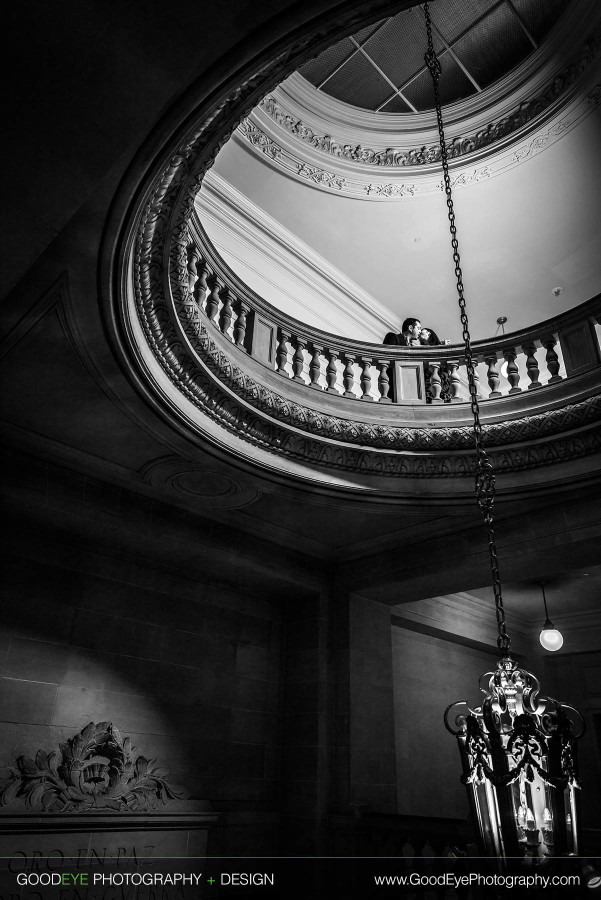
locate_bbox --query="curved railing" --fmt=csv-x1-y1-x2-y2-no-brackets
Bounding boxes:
188,215,601,407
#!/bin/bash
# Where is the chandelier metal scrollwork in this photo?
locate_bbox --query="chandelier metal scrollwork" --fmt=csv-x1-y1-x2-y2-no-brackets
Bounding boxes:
422,0,586,868
444,658,585,864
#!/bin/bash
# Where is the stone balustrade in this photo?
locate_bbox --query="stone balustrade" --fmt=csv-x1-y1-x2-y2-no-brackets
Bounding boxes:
189,217,601,407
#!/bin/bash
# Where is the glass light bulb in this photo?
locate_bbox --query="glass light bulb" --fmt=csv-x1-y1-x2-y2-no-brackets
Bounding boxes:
540,627,563,651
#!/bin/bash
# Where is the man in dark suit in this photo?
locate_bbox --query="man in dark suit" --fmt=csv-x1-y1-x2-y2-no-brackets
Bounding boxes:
384,317,422,346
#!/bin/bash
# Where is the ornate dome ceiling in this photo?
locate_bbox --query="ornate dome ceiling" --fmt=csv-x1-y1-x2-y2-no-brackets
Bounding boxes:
232,0,598,205
197,0,600,341
299,0,572,113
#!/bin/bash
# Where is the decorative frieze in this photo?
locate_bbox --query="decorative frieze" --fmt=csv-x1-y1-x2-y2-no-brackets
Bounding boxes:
256,33,601,170
235,101,595,198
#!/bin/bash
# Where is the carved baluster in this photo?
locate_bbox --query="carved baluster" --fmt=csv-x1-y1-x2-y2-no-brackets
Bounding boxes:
219,287,234,339
206,276,221,324
342,354,356,398
360,357,373,400
276,330,291,376
523,341,541,389
376,359,391,403
325,349,339,393
486,354,502,398
233,301,250,350
503,346,521,394
429,361,442,403
292,336,307,383
474,364,482,399
447,359,461,402
196,260,209,307
467,360,482,399
542,334,562,384
309,343,323,390
187,247,200,295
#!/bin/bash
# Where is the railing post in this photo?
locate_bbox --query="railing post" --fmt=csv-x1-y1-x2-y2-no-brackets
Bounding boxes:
233,300,250,351
541,334,562,384
187,247,200,295
196,260,209,307
485,354,502,398
376,359,391,403
219,287,234,340
325,349,339,393
309,343,323,390
342,353,356,398
206,276,221,324
503,346,521,394
473,362,482,399
360,357,373,400
429,361,443,403
446,359,462,402
292,336,307,383
523,340,541,389
276,330,291,376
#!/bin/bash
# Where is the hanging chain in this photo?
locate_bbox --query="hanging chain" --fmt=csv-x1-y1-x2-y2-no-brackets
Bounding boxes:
423,1,510,655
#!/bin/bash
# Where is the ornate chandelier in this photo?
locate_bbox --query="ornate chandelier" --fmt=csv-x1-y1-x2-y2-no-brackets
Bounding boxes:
421,0,585,868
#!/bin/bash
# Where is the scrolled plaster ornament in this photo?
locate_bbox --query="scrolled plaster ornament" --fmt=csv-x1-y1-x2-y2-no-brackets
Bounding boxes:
239,118,282,159
366,183,416,197
513,118,573,161
440,167,490,190
297,163,345,189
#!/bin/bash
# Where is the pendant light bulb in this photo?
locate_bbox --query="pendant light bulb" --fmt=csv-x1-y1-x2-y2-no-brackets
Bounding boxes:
538,583,563,651
540,619,564,651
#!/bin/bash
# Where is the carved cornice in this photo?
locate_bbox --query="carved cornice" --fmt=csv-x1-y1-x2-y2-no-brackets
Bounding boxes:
121,0,601,486
254,33,601,170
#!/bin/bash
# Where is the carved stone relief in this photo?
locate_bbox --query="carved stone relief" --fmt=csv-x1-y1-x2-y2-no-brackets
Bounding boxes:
0,723,182,812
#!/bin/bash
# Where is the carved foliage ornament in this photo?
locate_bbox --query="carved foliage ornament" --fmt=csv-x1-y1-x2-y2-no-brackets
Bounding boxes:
0,722,182,812
256,33,601,169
